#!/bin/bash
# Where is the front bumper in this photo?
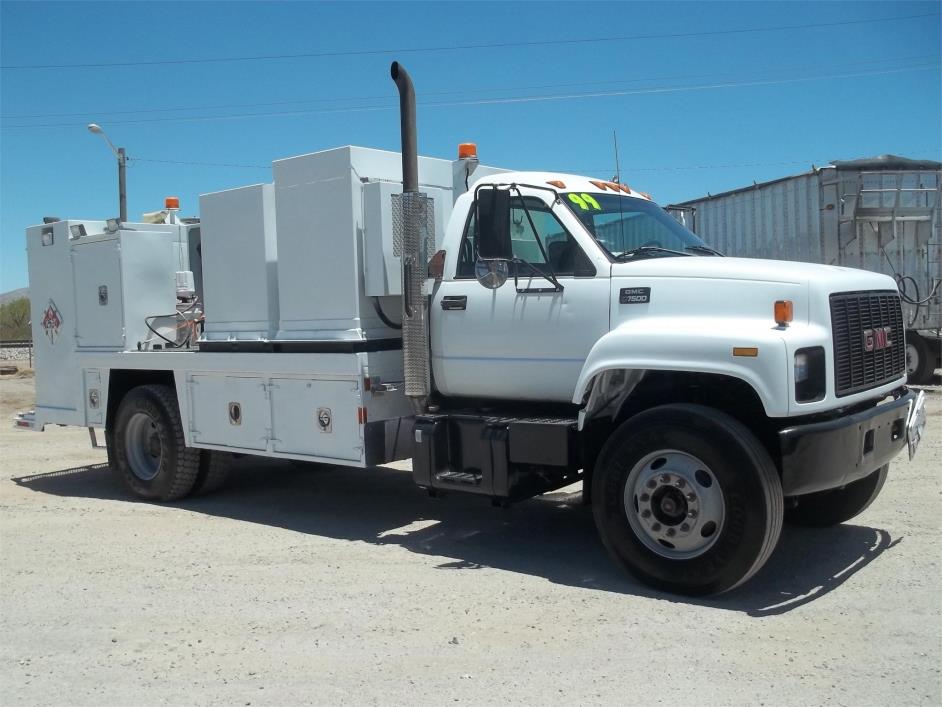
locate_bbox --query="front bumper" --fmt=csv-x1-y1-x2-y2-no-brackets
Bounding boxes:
779,388,917,497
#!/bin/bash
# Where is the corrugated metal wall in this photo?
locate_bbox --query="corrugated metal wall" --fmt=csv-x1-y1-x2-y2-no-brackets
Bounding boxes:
683,172,822,263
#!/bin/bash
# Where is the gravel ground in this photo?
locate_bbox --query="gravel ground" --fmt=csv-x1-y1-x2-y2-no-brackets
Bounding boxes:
1,375,940,706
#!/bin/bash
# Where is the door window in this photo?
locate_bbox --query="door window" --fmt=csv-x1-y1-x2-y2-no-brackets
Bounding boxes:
457,196,594,278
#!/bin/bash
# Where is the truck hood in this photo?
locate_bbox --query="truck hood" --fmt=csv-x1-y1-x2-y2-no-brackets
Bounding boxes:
609,256,899,327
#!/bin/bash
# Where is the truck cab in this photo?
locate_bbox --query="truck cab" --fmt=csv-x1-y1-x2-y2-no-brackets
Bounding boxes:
413,169,926,594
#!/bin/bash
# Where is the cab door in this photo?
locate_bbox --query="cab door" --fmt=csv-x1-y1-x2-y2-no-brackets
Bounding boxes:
431,190,610,402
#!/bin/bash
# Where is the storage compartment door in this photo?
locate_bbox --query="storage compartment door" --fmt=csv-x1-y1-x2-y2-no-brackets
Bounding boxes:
189,375,270,451
72,239,125,348
270,379,362,462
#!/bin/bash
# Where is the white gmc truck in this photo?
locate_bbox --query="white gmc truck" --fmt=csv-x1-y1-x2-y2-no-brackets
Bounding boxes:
17,62,927,596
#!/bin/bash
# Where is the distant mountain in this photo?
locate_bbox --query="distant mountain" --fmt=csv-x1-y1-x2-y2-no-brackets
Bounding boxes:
0,287,29,305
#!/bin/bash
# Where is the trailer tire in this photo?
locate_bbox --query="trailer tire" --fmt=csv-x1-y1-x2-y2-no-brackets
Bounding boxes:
193,451,232,495
785,465,888,527
111,384,200,501
592,404,783,596
906,332,936,385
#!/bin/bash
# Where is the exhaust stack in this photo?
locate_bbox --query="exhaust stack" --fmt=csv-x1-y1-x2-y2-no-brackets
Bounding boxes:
391,61,430,409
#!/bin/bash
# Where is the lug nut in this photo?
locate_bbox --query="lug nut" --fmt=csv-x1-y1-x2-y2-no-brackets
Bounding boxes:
687,509,698,519
675,478,686,488
681,523,690,532
659,474,671,484
651,522,662,532
641,509,652,519
666,528,676,537
640,493,650,502
686,493,696,502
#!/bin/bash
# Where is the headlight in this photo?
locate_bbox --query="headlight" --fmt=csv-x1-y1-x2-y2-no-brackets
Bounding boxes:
795,347,825,402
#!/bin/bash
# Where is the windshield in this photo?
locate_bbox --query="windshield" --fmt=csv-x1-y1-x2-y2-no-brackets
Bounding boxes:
562,192,709,259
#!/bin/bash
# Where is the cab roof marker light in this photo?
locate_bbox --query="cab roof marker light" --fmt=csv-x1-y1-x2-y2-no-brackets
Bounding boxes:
546,180,566,188
590,180,612,191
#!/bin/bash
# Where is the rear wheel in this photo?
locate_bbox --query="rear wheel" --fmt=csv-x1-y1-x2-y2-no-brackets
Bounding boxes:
785,465,888,527
906,332,936,385
593,404,783,596
193,450,232,495
109,384,200,501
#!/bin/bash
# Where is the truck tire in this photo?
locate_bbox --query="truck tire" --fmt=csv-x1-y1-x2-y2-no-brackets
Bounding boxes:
110,384,200,501
193,450,232,495
785,465,888,527
906,332,936,385
592,404,783,596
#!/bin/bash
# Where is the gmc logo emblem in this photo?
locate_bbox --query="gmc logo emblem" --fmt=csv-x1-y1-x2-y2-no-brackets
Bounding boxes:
863,326,893,352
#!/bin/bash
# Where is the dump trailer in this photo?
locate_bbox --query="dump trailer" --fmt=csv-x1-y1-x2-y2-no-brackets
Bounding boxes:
16,63,928,596
667,156,942,384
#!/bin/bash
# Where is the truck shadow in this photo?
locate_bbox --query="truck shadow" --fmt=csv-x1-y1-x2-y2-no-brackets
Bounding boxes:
12,459,901,617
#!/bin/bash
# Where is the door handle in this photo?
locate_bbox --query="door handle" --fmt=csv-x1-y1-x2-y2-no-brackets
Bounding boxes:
441,295,467,311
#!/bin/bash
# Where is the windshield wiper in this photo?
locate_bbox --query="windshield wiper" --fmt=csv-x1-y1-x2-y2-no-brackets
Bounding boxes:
615,245,691,261
685,244,724,256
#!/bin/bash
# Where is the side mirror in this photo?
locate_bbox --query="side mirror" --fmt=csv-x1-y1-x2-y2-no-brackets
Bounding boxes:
476,187,512,260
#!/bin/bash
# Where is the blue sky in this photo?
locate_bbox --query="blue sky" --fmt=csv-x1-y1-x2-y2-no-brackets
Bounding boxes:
1,1,939,292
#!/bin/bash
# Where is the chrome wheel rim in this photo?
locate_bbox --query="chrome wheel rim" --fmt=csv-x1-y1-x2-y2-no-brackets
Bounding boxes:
125,412,162,481
624,450,725,559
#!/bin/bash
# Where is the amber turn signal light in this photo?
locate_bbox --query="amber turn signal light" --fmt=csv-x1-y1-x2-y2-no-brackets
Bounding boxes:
774,300,793,326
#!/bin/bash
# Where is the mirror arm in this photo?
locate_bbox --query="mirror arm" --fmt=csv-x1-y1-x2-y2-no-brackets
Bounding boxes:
512,257,564,294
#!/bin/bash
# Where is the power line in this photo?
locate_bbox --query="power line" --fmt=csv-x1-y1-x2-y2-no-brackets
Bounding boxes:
129,153,941,176
1,11,937,70
2,63,935,130
131,157,269,169
4,53,935,120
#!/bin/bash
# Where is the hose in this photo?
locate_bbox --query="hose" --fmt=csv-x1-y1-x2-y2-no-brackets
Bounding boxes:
372,297,402,330
144,297,200,348
881,245,940,327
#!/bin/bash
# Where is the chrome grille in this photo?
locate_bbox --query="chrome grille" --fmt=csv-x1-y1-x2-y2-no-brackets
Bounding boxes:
830,290,905,397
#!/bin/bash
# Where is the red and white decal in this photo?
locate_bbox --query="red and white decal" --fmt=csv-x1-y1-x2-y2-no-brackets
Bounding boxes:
42,300,62,345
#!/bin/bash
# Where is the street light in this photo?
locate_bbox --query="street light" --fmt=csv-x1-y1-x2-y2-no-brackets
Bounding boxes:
87,123,127,223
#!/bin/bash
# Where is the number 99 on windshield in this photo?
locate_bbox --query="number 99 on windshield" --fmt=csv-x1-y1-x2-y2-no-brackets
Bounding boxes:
567,193,602,211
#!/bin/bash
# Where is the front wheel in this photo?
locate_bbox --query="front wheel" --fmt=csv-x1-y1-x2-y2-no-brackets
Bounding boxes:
593,404,783,596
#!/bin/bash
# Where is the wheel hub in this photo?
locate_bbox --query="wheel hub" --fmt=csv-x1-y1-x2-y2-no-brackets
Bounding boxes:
125,412,163,481
651,486,688,525
625,450,725,559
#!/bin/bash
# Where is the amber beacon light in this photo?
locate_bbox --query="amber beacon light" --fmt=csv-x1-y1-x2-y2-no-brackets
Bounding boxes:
774,300,794,326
